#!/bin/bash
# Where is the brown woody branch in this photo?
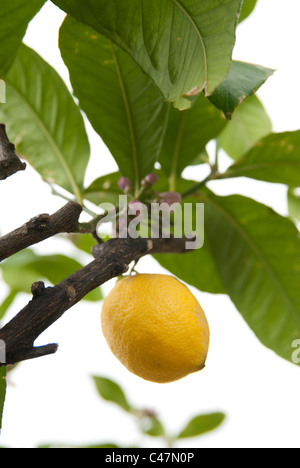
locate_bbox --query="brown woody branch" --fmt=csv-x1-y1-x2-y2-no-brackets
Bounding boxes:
0,237,193,366
0,124,26,180
0,201,83,262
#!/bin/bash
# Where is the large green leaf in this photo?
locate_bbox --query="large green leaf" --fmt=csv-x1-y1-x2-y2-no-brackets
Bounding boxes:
154,242,225,295
199,191,300,364
177,413,225,439
0,45,90,202
59,16,168,193
0,366,6,432
0,249,102,304
208,61,274,119
159,94,226,185
226,131,300,187
218,95,272,160
52,0,242,110
0,0,46,76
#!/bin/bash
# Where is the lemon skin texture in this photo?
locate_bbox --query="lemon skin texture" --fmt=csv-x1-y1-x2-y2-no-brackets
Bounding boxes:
101,274,210,384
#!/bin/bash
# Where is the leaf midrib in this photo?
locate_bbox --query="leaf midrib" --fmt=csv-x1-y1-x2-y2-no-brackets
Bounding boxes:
110,42,140,197
202,193,300,327
5,79,83,203
229,159,300,178
171,0,208,88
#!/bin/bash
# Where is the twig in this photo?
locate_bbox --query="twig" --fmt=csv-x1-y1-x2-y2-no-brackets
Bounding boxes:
0,202,83,262
0,124,26,180
0,236,194,365
181,169,233,199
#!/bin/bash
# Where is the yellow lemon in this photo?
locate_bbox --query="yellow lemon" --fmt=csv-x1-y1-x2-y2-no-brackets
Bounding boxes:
101,274,210,384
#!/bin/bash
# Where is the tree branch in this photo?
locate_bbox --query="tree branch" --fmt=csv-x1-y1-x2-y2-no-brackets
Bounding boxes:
0,124,26,180
0,236,193,365
0,201,83,262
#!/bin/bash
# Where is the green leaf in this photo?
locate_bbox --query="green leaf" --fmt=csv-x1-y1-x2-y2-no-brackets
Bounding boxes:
226,131,300,187
200,190,300,364
288,188,300,223
139,415,166,438
84,172,123,206
93,376,132,413
1,249,102,303
67,234,97,256
154,243,225,295
238,0,258,23
81,443,122,449
38,442,122,448
218,95,272,160
177,413,225,439
0,44,90,202
52,0,242,110
208,61,274,119
159,94,226,182
0,290,18,321
154,179,225,294
59,16,168,192
189,148,210,166
1,250,40,292
0,366,6,432
0,0,46,76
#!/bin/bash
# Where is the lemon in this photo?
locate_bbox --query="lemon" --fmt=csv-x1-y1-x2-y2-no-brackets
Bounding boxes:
101,274,210,384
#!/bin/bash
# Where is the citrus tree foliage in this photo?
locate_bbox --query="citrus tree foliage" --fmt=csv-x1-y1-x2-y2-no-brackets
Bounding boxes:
38,376,225,448
0,0,299,443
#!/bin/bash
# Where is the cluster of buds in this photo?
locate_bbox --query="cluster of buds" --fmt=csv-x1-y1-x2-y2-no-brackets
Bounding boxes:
114,173,183,237
117,173,182,206
96,173,184,241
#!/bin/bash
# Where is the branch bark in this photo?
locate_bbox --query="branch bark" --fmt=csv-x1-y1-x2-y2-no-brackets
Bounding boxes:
0,201,83,262
0,237,193,365
0,124,26,180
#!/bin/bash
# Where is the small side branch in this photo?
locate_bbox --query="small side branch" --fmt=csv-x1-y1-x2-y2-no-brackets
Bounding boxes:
0,236,193,365
0,124,26,180
0,201,83,262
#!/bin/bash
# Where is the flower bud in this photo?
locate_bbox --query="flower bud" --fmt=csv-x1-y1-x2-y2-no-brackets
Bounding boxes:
142,173,158,188
159,191,182,206
128,199,144,213
118,176,133,194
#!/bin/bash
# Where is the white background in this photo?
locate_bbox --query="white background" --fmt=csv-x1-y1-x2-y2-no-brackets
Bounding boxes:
1,0,300,449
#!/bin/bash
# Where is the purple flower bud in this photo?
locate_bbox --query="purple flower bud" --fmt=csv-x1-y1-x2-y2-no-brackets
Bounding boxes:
129,199,141,206
128,200,148,221
160,191,182,206
142,173,158,188
118,176,133,193
128,199,144,213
